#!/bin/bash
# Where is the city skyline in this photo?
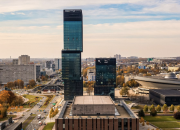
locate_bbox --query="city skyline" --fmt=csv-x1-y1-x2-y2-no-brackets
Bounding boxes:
1,0,180,58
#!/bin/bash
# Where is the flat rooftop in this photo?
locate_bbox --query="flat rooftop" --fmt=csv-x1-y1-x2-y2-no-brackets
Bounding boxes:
74,96,113,105
150,89,180,96
63,104,131,119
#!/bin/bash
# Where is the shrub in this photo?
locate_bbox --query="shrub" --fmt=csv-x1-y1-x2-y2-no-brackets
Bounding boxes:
150,104,155,111
143,105,148,113
162,104,168,113
142,122,145,126
138,109,145,117
146,121,149,125
174,112,180,119
150,108,157,116
156,105,161,112
170,104,174,112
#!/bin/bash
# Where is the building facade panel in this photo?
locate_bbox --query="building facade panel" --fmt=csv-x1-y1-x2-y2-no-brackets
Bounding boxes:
114,118,118,130
87,119,92,130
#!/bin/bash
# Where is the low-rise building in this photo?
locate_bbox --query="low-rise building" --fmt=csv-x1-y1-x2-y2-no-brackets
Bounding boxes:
149,89,180,106
168,67,180,72
55,96,139,130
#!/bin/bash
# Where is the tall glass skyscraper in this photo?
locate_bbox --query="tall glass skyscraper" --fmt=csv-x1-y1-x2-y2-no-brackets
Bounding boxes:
94,58,116,100
62,9,83,100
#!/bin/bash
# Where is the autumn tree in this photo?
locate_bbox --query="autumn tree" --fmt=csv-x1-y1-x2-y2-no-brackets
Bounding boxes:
116,75,125,86
29,79,36,88
150,104,155,111
86,84,93,95
120,85,129,96
177,105,180,112
7,82,15,89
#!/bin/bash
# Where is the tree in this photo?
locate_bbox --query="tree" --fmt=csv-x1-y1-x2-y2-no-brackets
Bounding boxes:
170,104,174,112
156,105,161,112
29,79,36,88
120,86,129,96
177,105,180,112
162,104,168,113
143,105,148,113
150,108,157,116
150,104,155,111
138,110,145,117
86,85,93,95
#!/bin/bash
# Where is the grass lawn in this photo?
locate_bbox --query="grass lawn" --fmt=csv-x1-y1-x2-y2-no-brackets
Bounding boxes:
43,122,55,130
23,95,42,108
41,95,55,108
144,116,178,122
0,115,17,122
151,122,180,128
22,114,36,129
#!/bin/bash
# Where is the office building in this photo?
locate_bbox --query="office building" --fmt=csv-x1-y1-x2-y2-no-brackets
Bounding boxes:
45,61,51,69
94,58,116,100
62,9,83,100
55,58,62,70
51,63,55,71
0,65,36,84
18,55,30,65
88,73,96,81
12,59,18,65
36,65,41,79
55,96,139,130
149,89,180,106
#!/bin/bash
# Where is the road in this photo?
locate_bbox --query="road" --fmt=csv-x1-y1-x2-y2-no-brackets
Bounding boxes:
25,94,61,130
4,96,47,130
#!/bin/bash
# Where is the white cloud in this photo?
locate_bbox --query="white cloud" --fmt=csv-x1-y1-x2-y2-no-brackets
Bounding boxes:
0,20,180,58
17,12,25,15
11,12,15,15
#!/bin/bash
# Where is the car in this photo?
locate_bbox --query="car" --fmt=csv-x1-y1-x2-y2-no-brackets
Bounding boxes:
43,111,46,113
30,113,33,115
118,104,121,106
9,112,13,114
14,111,17,113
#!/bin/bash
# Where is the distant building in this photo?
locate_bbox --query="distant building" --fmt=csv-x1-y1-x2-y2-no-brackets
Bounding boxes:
40,71,46,76
51,63,55,71
95,58,116,100
0,65,36,84
86,58,95,62
114,54,121,60
168,67,180,72
45,61,51,69
55,59,62,70
127,56,138,59
87,73,96,81
18,55,30,65
36,65,41,79
12,59,18,65
55,96,139,130
138,66,146,69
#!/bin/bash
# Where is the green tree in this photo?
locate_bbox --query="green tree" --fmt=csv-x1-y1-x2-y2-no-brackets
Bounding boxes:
150,104,155,111
138,109,145,117
177,105,180,112
162,104,168,113
170,104,174,112
143,105,148,113
156,105,161,112
150,108,157,116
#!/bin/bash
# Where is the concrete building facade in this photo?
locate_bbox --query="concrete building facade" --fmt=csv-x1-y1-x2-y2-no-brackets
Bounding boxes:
0,65,36,84
18,55,30,65
12,59,18,65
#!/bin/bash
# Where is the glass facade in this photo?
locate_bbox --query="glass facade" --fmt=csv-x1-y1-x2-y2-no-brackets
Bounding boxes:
62,9,83,100
64,21,82,51
62,51,83,100
95,58,116,100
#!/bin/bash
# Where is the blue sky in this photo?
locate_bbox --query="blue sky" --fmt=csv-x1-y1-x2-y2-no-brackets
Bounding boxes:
0,0,180,58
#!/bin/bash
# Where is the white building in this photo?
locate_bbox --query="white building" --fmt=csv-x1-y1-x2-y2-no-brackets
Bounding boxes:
55,59,62,70
87,73,95,81
0,64,36,84
18,55,30,65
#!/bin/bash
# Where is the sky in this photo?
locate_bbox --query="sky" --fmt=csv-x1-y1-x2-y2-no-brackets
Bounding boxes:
0,0,180,58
